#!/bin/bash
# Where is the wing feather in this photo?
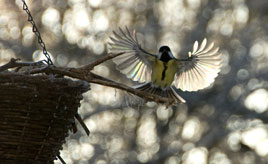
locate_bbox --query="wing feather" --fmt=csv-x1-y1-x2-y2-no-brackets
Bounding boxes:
196,38,207,53
108,27,155,83
192,41,198,54
174,38,222,91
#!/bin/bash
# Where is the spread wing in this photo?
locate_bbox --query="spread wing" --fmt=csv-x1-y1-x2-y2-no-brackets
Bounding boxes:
108,27,156,83
174,38,222,91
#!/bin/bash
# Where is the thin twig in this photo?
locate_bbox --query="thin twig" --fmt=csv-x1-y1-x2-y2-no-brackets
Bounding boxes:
56,155,66,164
75,113,90,136
71,122,78,134
81,52,125,70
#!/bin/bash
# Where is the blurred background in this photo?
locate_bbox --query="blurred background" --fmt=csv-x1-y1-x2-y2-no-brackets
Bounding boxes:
1,0,268,163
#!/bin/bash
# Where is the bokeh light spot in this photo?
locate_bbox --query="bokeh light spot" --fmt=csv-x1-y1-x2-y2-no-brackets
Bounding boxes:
56,54,68,66
183,147,208,164
32,50,54,63
93,10,109,31
88,0,102,8
42,7,60,27
234,4,249,24
182,117,202,141
244,89,268,113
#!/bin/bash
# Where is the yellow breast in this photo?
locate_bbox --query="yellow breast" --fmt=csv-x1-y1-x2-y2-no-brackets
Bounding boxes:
151,59,178,88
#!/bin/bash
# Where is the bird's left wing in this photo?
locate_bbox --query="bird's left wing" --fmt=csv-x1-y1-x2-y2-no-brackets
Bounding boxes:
174,38,222,91
108,27,156,83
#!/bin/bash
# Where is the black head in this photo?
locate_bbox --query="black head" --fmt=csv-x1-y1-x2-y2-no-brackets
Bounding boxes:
158,46,173,62
159,46,171,53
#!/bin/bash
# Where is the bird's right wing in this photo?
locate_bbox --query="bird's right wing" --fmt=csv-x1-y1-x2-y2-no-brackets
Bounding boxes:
174,38,222,91
108,27,156,83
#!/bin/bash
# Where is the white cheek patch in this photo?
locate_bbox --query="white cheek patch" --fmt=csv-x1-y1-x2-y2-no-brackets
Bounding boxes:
168,51,174,58
157,52,162,59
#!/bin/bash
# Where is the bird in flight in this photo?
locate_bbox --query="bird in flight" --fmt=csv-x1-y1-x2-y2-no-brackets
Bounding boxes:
108,27,222,104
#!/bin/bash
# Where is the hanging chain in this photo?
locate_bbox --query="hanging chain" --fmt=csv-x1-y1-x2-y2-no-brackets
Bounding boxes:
21,0,53,65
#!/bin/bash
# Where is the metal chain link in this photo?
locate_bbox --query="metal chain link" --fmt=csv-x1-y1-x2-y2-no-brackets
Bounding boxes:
21,0,53,65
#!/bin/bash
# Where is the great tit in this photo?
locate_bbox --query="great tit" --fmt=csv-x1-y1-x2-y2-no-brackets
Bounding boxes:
108,27,222,104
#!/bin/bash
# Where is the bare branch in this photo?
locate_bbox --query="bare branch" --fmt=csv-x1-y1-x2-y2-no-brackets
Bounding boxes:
35,65,174,105
0,58,45,72
0,54,175,105
81,52,125,71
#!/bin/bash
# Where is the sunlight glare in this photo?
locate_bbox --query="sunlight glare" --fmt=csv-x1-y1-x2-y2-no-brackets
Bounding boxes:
183,147,208,164
93,10,109,31
74,7,90,30
32,50,54,63
241,127,267,148
42,7,60,28
88,0,102,8
137,116,158,148
234,4,249,24
244,89,268,113
80,143,95,160
22,26,34,47
256,138,268,156
182,117,202,141
157,106,171,120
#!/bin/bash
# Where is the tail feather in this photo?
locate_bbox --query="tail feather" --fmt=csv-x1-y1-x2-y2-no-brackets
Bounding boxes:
134,83,186,104
171,87,186,103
